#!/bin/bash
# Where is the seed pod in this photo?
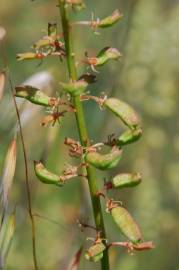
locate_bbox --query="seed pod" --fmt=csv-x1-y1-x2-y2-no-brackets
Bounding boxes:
60,80,88,97
117,127,142,146
86,147,122,170
33,37,53,50
104,98,140,129
111,206,142,243
96,47,122,66
85,243,106,262
34,161,63,187
99,10,123,28
16,52,44,61
112,172,142,189
15,85,54,106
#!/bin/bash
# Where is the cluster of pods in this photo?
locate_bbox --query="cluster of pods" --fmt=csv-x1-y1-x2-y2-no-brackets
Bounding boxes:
15,0,153,264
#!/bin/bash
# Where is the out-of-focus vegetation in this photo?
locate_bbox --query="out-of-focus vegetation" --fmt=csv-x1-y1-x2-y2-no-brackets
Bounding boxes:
0,0,179,269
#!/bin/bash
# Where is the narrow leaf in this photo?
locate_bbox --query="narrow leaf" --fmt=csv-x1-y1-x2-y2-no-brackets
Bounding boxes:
67,246,83,270
0,212,16,268
0,72,5,102
0,139,17,211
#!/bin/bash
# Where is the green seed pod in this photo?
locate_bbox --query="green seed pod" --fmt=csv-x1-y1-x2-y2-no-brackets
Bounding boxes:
96,47,122,66
111,206,142,243
34,161,63,187
15,85,53,106
112,172,142,189
117,127,142,146
60,80,88,97
86,147,123,170
99,10,123,28
85,243,106,262
104,98,140,129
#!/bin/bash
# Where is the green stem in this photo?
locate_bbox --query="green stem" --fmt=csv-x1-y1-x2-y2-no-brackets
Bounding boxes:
58,2,110,269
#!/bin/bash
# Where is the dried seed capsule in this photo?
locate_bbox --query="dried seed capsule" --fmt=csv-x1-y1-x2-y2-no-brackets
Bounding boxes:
111,206,142,243
86,147,122,170
60,80,88,97
117,127,142,146
16,52,45,61
99,10,123,28
96,47,122,66
34,161,63,187
85,243,106,262
104,98,140,129
33,37,54,49
15,85,54,106
112,172,142,189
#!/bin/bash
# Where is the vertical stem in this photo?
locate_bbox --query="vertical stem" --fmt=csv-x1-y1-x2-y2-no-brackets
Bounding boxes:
58,2,110,269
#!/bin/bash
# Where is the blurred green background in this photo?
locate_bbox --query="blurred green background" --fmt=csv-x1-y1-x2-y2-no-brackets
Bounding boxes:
0,0,179,269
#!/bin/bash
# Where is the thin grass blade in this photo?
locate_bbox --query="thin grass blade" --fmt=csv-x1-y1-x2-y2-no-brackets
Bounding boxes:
0,211,16,268
0,72,5,102
0,139,17,211
67,246,83,270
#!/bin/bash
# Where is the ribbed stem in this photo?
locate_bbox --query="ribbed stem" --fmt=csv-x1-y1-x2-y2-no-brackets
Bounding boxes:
58,2,110,269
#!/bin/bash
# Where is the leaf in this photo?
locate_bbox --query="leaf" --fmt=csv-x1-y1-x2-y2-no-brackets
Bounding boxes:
0,211,16,268
67,246,83,270
0,139,17,211
0,72,5,102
